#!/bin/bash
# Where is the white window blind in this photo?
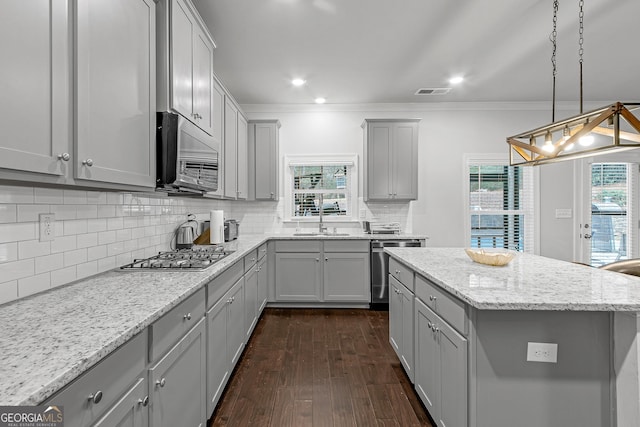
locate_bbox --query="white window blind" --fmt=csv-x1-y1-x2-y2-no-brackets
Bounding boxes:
283,154,359,222
467,160,535,253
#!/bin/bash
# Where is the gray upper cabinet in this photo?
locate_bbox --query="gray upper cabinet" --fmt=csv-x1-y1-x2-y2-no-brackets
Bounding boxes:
223,98,248,200
0,1,70,178
75,0,156,188
248,120,281,201
157,0,215,135
363,119,420,201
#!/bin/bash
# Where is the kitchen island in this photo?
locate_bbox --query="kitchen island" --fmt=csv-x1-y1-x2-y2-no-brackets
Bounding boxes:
385,247,640,427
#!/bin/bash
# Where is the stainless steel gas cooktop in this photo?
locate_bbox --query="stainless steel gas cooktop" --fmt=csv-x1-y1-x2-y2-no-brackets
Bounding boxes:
120,246,233,271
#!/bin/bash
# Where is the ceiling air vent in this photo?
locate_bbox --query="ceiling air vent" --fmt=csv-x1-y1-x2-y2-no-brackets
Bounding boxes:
414,87,451,96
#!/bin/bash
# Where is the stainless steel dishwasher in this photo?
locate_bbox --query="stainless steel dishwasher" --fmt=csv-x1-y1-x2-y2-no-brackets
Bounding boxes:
370,239,422,309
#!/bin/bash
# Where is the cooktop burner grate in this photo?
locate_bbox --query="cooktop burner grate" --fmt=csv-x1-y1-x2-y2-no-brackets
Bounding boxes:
120,247,233,271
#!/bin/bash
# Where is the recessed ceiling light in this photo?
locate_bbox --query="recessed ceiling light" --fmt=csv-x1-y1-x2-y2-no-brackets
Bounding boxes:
315,97,326,104
449,76,464,85
292,78,306,86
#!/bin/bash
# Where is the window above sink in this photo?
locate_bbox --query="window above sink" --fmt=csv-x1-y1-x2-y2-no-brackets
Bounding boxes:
284,154,358,223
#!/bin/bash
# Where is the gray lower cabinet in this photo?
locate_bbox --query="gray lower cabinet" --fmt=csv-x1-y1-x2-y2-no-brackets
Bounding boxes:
275,252,322,301
257,254,268,312
227,278,246,367
389,276,414,382
274,240,370,303
415,298,467,427
149,317,207,427
93,377,148,427
42,332,148,427
244,257,259,339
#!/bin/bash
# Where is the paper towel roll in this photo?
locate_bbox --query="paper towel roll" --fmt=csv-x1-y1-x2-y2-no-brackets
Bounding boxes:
210,210,224,244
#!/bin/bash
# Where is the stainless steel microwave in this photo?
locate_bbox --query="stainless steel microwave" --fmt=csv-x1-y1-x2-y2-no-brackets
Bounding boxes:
156,112,219,194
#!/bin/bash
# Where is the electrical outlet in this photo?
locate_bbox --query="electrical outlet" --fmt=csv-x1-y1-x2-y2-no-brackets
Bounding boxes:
39,213,55,242
526,342,558,363
359,209,366,219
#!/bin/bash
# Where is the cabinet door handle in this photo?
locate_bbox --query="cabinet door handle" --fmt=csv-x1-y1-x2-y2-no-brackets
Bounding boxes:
88,390,103,404
57,153,70,161
427,321,432,329
138,396,149,406
325,257,328,262
183,313,192,320
82,159,94,167
429,295,437,302
316,258,319,262
156,378,166,388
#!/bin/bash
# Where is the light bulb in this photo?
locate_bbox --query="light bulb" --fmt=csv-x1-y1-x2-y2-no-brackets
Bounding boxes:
292,78,306,87
579,134,594,146
542,131,554,153
315,97,326,104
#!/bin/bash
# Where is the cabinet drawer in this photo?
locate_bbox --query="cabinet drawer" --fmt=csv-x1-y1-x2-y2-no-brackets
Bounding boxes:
389,257,414,291
275,240,321,252
150,288,205,362
244,249,258,272
257,243,268,260
207,261,243,310
44,332,147,427
415,274,466,335
323,240,369,253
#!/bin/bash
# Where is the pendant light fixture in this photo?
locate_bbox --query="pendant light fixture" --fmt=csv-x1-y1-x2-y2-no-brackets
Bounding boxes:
507,0,640,166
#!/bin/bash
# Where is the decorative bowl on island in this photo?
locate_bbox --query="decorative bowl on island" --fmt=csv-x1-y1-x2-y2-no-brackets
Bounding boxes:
464,248,516,266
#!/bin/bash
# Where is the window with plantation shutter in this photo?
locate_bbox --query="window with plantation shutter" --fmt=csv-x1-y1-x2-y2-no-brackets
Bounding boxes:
466,156,535,253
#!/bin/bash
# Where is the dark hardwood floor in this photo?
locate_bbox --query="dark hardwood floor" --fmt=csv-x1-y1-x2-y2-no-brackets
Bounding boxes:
209,308,433,427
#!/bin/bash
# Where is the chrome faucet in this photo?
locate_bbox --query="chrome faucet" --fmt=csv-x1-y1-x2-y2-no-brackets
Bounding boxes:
318,194,327,234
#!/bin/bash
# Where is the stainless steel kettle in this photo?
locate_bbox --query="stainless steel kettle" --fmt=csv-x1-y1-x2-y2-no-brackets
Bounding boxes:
176,219,198,249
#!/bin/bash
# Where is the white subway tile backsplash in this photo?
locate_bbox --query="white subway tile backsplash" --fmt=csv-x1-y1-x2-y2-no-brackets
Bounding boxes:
116,229,132,242
98,230,117,245
98,256,116,272
123,217,138,229
0,205,17,223
86,191,107,204
77,233,98,249
35,253,64,274
87,218,108,232
16,204,48,222
0,259,34,282
0,186,34,204
0,280,18,305
51,266,76,287
34,188,64,204
107,217,124,231
18,240,51,259
63,219,88,236
87,245,107,261
0,243,18,263
63,190,87,205
64,248,87,267
51,204,77,220
107,242,125,257
18,273,51,298
50,235,77,254
76,205,98,219
106,193,123,205
0,222,36,243
76,260,98,279
97,205,116,218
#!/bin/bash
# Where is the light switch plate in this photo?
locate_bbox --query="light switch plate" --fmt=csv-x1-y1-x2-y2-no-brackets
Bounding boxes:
526,342,558,363
555,208,572,219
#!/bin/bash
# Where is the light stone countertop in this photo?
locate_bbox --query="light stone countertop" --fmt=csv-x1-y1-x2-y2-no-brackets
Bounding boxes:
0,233,425,406
386,247,640,311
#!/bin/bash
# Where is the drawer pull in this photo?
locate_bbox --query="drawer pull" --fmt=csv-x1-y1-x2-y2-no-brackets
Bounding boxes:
183,313,192,321
156,378,166,388
138,396,149,406
427,321,432,329
429,295,437,302
88,391,103,404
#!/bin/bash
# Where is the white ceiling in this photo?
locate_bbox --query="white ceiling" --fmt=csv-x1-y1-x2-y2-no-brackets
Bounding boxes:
192,0,639,105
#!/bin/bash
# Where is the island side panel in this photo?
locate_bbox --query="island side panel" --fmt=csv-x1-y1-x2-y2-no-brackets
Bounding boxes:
473,310,611,427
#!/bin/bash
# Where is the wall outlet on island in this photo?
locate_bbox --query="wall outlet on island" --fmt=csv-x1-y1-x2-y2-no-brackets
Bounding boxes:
526,342,558,363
